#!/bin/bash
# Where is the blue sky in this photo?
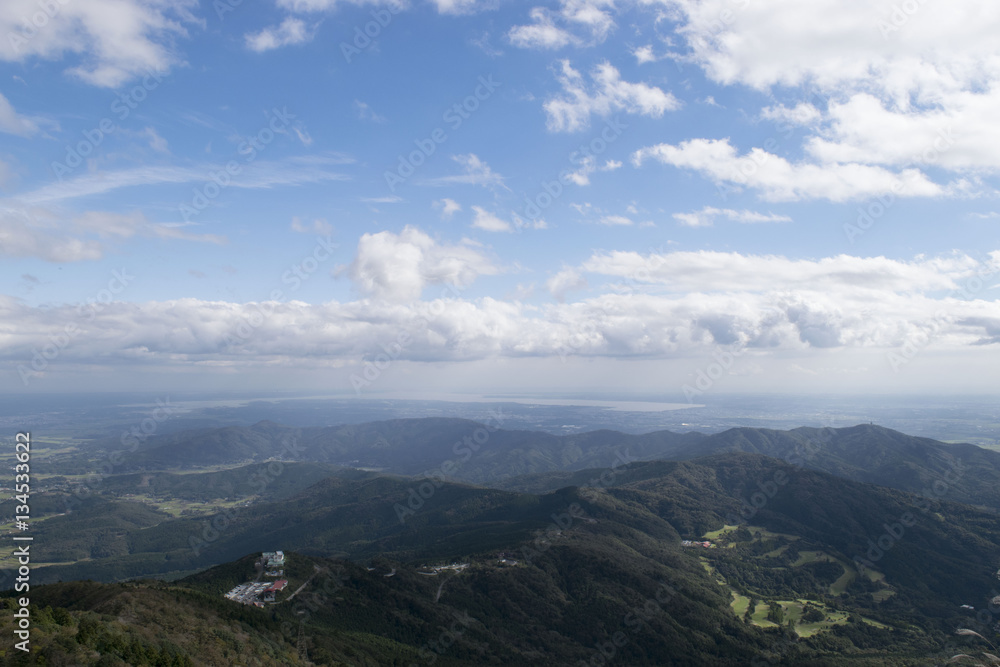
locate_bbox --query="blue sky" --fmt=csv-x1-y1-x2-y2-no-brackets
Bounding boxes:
1,0,999,397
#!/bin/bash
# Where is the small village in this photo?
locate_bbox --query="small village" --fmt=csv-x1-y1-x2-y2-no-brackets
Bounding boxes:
223,551,288,607
416,562,470,576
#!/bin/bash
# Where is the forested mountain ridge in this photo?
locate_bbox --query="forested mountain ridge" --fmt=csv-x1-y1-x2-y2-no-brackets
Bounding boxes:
81,418,1000,512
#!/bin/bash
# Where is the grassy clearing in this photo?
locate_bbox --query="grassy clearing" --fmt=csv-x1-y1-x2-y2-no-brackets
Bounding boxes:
791,550,834,567
142,496,247,518
731,593,751,616
703,525,741,540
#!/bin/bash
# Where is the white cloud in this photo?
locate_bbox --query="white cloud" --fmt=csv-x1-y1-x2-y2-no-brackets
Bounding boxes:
347,225,499,302
565,155,622,185
471,206,512,232
0,92,39,136
354,99,387,123
421,154,507,189
580,249,981,294
803,94,1000,170
673,206,792,228
143,127,169,153
547,267,587,301
245,18,315,52
633,44,657,64
632,138,945,202
361,195,403,203
5,156,352,207
275,0,403,11
434,198,462,219
509,9,578,49
544,60,680,132
0,0,200,88
598,215,632,226
0,208,224,262
565,156,595,186
667,0,1000,172
509,0,614,49
761,103,821,127
2,252,997,381
431,0,497,15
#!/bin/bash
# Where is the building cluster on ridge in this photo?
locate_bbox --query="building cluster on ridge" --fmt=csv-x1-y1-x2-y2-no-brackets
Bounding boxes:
223,550,288,607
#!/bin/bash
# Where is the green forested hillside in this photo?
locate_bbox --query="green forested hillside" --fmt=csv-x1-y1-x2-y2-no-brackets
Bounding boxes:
68,419,1000,514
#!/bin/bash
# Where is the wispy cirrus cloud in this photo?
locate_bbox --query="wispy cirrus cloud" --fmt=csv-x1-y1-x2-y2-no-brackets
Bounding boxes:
5,156,352,207
419,154,508,189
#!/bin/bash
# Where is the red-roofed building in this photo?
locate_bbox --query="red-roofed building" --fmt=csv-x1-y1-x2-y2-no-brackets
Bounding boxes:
263,579,288,602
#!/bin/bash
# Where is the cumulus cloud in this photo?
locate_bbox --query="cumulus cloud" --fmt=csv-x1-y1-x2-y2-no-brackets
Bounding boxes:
434,198,462,219
544,60,680,132
2,251,997,382
579,249,982,294
471,206,512,232
667,0,1000,175
509,9,578,49
245,18,316,52
632,138,944,202
632,45,658,64
347,225,499,302
547,267,587,301
0,0,200,87
509,0,615,49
